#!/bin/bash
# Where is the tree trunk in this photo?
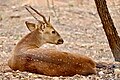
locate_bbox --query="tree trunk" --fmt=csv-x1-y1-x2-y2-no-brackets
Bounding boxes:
94,0,120,62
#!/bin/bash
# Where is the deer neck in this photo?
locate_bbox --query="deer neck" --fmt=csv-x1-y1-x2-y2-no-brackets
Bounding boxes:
14,30,45,52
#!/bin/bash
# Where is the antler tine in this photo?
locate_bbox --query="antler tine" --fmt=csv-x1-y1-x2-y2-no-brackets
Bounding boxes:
28,6,48,24
25,6,43,23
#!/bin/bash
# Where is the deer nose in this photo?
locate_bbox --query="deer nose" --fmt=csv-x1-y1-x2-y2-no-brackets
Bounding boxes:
57,39,64,44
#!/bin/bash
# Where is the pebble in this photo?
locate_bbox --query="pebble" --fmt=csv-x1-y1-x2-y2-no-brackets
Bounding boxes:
11,6,16,9
53,77,59,80
32,74,38,78
98,71,104,76
114,68,120,75
4,72,11,75
28,73,33,76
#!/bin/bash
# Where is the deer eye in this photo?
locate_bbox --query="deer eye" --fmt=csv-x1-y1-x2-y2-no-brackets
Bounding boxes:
52,31,56,34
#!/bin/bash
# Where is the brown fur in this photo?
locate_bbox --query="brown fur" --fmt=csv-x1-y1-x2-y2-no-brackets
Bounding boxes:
8,30,96,76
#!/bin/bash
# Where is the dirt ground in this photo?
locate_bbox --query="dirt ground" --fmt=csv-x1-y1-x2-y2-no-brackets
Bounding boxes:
0,0,120,80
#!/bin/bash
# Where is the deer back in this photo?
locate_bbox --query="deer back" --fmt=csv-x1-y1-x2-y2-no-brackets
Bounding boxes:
9,48,96,76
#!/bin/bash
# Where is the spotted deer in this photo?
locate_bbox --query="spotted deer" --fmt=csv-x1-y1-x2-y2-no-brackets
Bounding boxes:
8,6,96,76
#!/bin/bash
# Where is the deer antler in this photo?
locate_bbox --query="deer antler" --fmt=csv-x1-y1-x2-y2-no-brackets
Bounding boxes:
28,6,48,24
25,5,44,24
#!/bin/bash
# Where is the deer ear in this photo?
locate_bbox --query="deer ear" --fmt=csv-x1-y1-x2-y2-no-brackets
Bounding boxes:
25,21,37,31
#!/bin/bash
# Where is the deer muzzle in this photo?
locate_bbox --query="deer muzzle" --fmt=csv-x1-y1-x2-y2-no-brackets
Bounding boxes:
57,38,64,44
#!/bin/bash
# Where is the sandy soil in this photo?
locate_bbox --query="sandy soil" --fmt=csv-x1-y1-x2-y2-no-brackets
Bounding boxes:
0,0,120,79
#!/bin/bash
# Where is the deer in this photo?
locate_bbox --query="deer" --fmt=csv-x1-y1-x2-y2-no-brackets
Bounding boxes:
8,6,96,76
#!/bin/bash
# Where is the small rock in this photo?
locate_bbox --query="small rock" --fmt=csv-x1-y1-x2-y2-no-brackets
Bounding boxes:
37,75,44,78
4,72,12,76
16,70,20,73
114,68,120,75
53,77,59,80
28,73,33,76
98,71,104,76
32,74,38,78
4,72,9,75
0,45,2,48
11,6,16,9
20,78,24,80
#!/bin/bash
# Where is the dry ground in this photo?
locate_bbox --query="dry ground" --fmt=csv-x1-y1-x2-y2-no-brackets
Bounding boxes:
0,0,120,80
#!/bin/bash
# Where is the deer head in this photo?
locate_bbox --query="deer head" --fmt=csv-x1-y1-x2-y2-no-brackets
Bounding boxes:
25,6,64,45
